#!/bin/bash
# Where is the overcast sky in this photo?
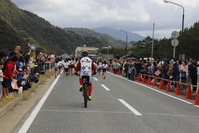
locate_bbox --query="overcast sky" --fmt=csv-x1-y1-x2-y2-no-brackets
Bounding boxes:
11,0,199,39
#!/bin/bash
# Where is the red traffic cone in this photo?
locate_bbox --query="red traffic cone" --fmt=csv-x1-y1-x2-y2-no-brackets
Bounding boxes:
152,77,157,87
147,76,151,85
193,87,199,105
136,73,141,82
117,69,120,75
175,82,181,95
158,78,163,90
165,80,171,92
142,74,146,84
185,84,192,99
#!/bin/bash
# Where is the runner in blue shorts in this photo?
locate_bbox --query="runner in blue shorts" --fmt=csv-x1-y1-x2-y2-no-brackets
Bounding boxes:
63,59,69,76
102,61,108,79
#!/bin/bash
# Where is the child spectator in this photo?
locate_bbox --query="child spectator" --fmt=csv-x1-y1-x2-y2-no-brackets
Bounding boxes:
17,68,26,87
128,65,133,80
3,56,18,98
128,64,136,80
30,73,40,83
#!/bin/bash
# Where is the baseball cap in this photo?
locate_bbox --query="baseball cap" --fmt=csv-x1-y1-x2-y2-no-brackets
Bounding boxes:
162,58,167,61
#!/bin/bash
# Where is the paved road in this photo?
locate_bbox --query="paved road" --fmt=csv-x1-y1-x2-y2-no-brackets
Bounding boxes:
17,72,199,133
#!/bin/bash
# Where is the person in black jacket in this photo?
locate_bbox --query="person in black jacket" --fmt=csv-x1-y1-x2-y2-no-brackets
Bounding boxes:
188,58,197,92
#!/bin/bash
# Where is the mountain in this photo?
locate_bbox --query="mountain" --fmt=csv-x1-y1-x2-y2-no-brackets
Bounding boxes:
64,27,126,47
0,0,109,55
92,27,145,42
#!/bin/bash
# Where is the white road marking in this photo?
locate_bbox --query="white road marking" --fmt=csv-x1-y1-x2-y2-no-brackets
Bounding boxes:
17,72,62,133
143,112,199,118
93,77,98,81
118,99,142,116
107,72,197,107
40,110,199,118
40,110,135,114
101,84,111,91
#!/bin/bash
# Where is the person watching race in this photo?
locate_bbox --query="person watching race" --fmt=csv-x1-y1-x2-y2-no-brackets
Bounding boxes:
75,50,96,100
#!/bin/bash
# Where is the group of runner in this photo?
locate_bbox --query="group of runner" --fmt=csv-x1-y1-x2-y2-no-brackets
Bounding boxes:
53,51,110,101
53,56,109,79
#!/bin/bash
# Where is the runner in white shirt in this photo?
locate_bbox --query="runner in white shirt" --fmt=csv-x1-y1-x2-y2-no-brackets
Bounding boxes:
97,60,103,76
58,60,64,75
63,59,70,76
102,61,108,79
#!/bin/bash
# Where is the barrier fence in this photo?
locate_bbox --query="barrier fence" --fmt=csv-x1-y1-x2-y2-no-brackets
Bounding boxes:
136,73,199,106
32,62,54,75
109,68,199,106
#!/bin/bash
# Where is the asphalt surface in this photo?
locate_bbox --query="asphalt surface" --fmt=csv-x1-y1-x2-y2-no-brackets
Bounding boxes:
16,72,199,133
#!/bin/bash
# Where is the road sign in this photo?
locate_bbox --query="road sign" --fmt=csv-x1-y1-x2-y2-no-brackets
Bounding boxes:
171,31,179,38
171,39,179,47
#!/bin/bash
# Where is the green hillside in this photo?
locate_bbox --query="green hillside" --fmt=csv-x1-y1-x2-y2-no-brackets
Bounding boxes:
0,17,28,50
0,0,109,55
64,27,126,47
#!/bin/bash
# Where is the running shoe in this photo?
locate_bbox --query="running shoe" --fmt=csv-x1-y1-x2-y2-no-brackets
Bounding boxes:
88,96,92,101
5,96,14,98
79,85,83,92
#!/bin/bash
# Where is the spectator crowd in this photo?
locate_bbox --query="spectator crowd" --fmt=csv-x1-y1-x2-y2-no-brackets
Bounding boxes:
0,46,55,99
1,45,198,100
108,57,199,93
55,55,199,95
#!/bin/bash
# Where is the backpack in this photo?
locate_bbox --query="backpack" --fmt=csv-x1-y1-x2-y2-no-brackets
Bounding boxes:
167,65,174,77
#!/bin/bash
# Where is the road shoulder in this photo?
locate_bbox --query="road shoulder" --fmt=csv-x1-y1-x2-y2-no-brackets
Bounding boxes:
0,74,55,133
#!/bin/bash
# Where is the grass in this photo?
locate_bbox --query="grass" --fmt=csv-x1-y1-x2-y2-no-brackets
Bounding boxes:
0,68,55,108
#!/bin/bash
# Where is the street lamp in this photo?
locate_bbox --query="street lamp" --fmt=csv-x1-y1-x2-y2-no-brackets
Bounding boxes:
119,30,128,55
107,45,111,59
151,23,155,58
164,0,185,60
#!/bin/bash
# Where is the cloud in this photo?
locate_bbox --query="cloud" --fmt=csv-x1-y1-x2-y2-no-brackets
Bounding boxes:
11,0,199,38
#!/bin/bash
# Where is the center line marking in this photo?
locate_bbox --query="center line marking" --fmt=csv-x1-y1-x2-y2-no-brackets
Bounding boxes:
93,77,98,81
118,99,142,116
101,84,110,91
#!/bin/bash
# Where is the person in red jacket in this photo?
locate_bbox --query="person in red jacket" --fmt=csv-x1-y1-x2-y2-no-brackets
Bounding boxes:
75,51,96,100
3,56,18,98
